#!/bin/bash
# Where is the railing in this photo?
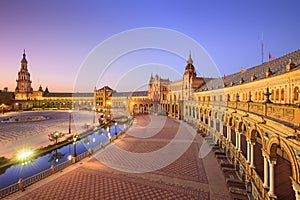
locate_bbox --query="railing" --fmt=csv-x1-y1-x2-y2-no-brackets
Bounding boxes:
198,100,300,126
76,151,91,162
22,168,53,188
54,160,72,173
0,183,18,199
251,169,267,200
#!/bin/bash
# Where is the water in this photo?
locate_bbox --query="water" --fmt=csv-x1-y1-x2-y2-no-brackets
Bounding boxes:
0,125,124,189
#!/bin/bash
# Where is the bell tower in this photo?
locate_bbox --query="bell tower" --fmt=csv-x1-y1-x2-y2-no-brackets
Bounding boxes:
182,52,196,100
15,50,33,100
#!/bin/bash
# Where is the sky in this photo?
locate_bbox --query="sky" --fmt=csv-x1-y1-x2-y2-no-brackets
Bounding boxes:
0,0,299,92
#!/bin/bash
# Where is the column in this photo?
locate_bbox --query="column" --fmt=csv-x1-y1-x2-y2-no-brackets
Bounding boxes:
227,126,231,141
250,143,255,168
213,119,216,129
247,140,250,163
236,131,240,150
220,122,223,135
238,133,241,151
268,160,277,198
263,155,269,188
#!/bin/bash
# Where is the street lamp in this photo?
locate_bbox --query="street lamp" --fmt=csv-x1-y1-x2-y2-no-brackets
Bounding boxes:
93,106,96,124
73,134,79,157
68,109,72,134
107,126,111,141
115,122,117,135
15,103,19,111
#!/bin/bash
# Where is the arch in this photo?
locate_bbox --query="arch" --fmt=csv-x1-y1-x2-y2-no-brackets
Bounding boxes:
278,139,300,182
221,113,225,122
293,86,299,101
281,88,284,101
236,120,247,133
214,111,218,119
249,125,266,145
228,116,235,127
267,136,280,161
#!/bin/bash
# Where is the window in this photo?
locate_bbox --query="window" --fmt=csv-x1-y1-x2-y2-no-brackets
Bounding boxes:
281,88,284,101
294,87,299,101
275,89,279,101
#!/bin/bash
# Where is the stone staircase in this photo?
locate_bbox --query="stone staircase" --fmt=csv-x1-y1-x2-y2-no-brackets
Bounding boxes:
212,146,249,200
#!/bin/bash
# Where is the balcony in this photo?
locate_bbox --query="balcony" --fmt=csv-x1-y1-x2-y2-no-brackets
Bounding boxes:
199,100,300,127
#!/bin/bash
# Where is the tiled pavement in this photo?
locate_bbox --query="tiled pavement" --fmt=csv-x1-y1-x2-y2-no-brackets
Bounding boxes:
7,115,232,200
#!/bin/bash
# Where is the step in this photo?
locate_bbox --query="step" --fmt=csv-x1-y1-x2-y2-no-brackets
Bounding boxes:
215,151,226,156
229,187,248,196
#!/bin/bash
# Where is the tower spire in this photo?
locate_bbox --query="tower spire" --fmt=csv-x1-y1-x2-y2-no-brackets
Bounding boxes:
21,49,27,63
187,51,193,64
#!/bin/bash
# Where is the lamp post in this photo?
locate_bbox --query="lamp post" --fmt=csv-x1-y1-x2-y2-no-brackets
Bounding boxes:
68,109,72,134
93,107,96,124
107,126,111,142
115,122,117,135
73,134,78,157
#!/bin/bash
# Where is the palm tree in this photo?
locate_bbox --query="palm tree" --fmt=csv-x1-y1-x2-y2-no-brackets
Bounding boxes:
48,131,64,145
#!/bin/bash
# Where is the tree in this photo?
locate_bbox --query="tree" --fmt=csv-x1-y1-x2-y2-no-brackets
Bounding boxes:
48,131,64,145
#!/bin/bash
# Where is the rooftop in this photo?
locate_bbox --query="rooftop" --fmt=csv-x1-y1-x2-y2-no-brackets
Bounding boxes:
196,49,300,91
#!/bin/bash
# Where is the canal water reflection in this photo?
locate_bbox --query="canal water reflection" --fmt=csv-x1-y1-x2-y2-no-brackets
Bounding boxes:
0,125,124,189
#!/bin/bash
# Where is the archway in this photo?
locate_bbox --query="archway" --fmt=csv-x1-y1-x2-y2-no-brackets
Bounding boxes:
267,139,297,200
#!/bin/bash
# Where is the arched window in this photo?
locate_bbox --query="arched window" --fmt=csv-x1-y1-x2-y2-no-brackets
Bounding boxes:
275,89,279,101
294,87,299,101
281,88,284,101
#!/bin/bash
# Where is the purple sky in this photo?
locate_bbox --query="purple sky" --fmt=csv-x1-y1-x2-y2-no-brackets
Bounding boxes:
0,0,299,92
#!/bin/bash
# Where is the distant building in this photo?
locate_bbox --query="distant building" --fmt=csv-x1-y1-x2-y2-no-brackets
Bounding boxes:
12,51,93,110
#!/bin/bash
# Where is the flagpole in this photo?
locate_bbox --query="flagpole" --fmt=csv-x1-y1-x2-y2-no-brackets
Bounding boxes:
261,32,264,64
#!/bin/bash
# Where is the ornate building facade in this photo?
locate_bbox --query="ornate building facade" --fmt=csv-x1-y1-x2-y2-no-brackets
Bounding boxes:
109,50,300,199
182,50,300,200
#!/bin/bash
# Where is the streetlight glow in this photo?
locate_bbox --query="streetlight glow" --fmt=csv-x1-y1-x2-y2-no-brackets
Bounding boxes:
17,150,33,160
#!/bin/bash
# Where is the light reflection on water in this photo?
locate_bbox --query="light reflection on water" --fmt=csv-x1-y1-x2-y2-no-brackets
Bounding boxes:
0,125,124,189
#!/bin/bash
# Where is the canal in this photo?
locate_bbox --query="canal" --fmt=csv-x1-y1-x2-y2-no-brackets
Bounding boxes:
0,124,124,189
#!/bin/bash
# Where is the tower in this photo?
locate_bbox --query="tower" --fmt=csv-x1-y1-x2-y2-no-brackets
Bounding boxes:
15,50,33,100
182,52,196,100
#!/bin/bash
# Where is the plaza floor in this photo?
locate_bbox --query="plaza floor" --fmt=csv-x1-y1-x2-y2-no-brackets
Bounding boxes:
7,114,233,200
